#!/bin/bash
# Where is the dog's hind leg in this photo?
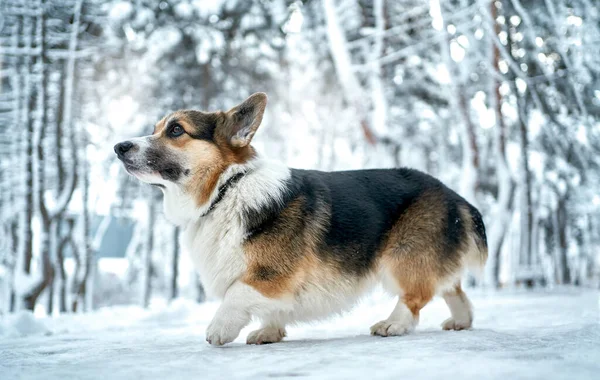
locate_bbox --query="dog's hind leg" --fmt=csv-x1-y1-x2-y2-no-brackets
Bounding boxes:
370,290,433,337
441,283,473,331
246,321,287,345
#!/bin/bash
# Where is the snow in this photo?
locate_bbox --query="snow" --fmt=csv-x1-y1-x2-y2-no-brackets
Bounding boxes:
1,288,598,379
0,311,50,338
174,3,194,19
14,269,43,297
108,2,133,22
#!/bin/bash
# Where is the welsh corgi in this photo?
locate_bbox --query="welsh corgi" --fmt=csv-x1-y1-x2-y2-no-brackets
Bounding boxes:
114,93,487,346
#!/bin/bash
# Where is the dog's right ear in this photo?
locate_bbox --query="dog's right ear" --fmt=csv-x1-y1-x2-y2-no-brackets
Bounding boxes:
221,93,268,148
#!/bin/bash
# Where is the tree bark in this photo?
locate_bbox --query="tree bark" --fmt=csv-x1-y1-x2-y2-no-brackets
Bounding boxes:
555,197,570,284
20,13,35,311
57,218,75,313
72,160,92,313
485,0,516,288
23,222,54,310
23,0,51,311
434,0,479,204
369,0,388,137
323,0,377,145
141,192,157,308
170,226,180,301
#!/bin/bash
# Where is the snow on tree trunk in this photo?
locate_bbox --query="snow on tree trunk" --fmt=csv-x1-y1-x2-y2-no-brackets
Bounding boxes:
369,0,388,137
484,0,516,288
23,0,53,312
431,0,479,205
15,12,36,312
323,0,376,145
30,0,83,313
582,214,593,285
2,21,22,313
72,159,95,313
57,217,75,313
516,99,534,277
23,221,54,311
46,219,59,315
82,162,95,313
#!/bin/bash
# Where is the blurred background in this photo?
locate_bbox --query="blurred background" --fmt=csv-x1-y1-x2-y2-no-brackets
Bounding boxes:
0,0,599,316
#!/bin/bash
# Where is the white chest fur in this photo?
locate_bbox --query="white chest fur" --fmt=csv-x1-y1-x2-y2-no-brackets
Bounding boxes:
181,204,247,299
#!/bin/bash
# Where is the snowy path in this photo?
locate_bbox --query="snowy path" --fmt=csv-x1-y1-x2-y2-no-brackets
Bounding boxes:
1,288,598,380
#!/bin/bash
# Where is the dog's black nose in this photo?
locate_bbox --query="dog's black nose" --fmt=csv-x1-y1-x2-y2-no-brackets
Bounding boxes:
114,141,134,157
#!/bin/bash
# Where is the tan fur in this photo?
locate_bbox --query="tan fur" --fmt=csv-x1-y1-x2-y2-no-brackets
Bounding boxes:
242,188,483,311
375,192,455,317
242,197,327,299
151,110,258,207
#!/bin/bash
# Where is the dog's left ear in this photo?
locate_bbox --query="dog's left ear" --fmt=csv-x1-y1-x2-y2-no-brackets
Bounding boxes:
224,92,267,147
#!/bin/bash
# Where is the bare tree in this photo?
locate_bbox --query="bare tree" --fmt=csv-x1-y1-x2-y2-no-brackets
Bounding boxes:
170,226,180,301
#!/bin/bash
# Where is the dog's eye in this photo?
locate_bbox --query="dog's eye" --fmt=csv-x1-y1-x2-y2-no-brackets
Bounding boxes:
168,124,185,138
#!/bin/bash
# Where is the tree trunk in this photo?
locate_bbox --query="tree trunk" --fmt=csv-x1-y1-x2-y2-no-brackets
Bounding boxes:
46,219,60,315
141,193,156,308
5,20,22,314
23,3,51,311
57,218,75,313
23,221,54,311
555,197,570,284
9,221,18,312
516,90,534,282
170,226,180,301
19,15,35,311
73,160,93,313
485,0,516,288
369,0,388,137
323,0,376,145
583,214,594,283
457,85,480,204
434,0,479,204
57,237,68,313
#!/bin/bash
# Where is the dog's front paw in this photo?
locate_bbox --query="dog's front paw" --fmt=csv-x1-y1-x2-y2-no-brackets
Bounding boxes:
370,320,415,337
205,318,242,346
441,317,472,331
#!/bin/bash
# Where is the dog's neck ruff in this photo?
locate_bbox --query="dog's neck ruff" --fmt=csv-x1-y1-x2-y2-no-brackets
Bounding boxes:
199,171,247,218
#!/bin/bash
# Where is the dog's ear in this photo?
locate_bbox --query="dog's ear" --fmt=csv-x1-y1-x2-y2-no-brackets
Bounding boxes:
223,93,267,148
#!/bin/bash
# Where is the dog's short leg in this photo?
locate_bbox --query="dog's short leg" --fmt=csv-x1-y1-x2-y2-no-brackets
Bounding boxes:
246,322,287,345
441,283,473,331
371,292,431,337
370,298,416,337
206,281,282,346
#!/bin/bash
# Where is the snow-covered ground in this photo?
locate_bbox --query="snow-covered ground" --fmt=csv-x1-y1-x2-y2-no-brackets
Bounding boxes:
1,288,598,380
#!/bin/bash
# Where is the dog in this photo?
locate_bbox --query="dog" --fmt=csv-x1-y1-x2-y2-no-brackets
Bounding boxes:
114,93,488,346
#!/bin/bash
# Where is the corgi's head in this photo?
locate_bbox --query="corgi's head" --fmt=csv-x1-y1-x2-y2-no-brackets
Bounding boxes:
114,93,267,219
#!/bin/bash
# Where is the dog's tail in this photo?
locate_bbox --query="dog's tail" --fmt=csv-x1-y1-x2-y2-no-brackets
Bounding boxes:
464,204,488,279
